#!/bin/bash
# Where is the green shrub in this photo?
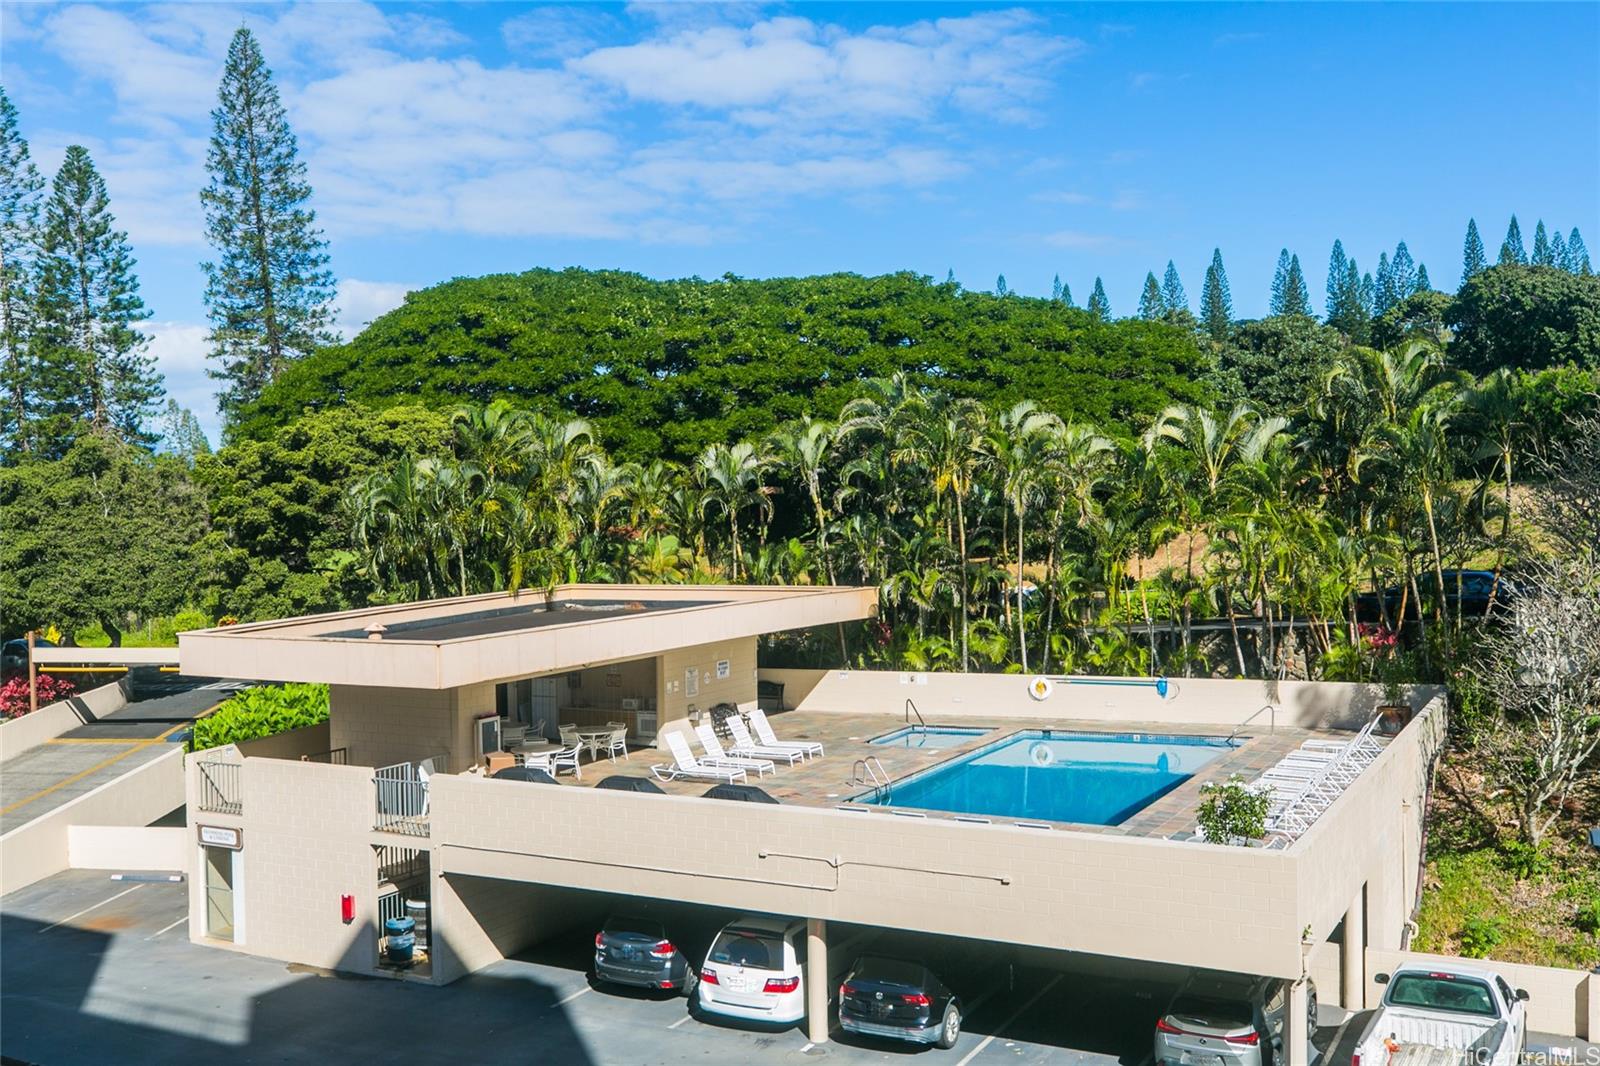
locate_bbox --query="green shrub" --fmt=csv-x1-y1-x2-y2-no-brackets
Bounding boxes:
1459,913,1505,958
1196,775,1271,844
1499,840,1552,880
190,683,329,751
1575,893,1600,936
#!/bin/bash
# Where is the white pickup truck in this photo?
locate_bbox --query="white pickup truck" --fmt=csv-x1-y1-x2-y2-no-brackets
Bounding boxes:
1352,963,1528,1066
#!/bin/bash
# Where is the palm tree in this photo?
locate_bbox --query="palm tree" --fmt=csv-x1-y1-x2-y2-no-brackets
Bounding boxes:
987,401,1063,671
891,392,988,670
696,441,769,580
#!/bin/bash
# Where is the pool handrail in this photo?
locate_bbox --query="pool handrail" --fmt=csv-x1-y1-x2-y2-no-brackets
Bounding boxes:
905,698,926,728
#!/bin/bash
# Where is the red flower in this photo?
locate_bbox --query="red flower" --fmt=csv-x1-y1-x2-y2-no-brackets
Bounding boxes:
0,674,78,718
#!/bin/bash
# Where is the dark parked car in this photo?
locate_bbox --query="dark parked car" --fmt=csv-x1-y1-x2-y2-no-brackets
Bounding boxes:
1154,972,1317,1066
593,914,698,995
1355,570,1516,622
1,637,54,680
838,956,963,1049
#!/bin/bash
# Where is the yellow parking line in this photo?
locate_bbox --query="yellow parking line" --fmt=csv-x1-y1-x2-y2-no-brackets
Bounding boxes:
0,722,187,817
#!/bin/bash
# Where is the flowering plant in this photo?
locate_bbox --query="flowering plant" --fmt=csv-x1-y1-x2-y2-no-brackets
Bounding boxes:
0,674,78,718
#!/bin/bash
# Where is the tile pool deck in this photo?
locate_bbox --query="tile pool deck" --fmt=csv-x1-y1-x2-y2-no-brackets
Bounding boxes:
566,710,1383,840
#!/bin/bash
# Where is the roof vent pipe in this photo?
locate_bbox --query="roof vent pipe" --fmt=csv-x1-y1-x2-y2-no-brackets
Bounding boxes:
365,623,388,641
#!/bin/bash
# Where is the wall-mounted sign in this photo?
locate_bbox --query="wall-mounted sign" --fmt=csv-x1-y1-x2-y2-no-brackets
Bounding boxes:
715,659,731,680
684,667,699,697
197,824,242,850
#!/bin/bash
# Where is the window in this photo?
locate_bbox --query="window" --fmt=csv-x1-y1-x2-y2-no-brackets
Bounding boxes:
1386,974,1498,1017
709,928,781,970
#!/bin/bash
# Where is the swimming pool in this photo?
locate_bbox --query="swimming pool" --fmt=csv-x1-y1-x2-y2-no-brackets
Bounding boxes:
869,726,990,750
860,730,1238,825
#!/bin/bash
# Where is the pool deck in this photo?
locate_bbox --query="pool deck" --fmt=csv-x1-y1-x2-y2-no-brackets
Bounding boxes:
566,710,1381,840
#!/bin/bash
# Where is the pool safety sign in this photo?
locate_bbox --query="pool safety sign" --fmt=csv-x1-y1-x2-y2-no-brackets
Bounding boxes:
197,825,243,850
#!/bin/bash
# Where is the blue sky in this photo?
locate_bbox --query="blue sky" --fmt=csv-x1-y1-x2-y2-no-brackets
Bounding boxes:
4,1,1598,442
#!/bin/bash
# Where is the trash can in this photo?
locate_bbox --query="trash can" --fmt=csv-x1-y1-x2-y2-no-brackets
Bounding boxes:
405,899,428,950
384,916,415,964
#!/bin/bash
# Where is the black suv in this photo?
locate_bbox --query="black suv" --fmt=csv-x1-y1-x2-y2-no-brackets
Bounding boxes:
839,956,962,1049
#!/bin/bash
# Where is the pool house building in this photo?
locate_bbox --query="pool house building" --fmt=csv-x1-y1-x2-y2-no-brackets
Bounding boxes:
177,583,1444,1059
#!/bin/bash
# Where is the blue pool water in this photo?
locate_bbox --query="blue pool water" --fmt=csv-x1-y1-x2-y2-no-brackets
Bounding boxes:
870,726,991,750
862,730,1237,825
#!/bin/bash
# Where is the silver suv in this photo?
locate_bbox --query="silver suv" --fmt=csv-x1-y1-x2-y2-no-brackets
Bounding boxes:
1154,973,1318,1066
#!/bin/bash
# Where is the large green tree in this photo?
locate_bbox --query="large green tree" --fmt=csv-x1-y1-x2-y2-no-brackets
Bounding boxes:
1138,272,1164,320
236,269,1209,462
1448,264,1600,374
1211,315,1347,414
1499,215,1527,266
1270,251,1311,317
195,404,451,619
0,435,208,643
34,146,161,449
201,27,336,426
0,87,43,457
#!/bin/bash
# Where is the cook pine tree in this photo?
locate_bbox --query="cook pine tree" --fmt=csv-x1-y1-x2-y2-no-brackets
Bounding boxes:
202,26,336,425
1199,249,1232,342
0,86,44,455
34,145,162,447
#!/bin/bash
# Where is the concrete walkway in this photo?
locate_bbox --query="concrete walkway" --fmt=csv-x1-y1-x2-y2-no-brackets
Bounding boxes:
0,683,229,833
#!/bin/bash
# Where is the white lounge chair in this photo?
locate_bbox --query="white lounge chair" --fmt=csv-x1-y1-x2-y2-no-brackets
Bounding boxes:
725,716,805,767
749,708,823,759
694,723,776,777
652,731,747,784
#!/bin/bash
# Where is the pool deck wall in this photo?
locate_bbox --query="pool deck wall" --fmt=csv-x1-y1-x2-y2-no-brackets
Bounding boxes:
780,669,1443,733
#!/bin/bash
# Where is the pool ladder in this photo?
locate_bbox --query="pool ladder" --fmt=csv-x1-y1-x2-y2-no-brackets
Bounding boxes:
850,756,891,801
905,698,925,728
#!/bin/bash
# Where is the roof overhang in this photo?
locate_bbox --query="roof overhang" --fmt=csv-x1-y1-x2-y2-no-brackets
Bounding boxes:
177,584,877,690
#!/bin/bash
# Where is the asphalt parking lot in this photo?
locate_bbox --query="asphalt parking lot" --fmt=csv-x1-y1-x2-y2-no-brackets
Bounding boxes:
4,870,1593,1066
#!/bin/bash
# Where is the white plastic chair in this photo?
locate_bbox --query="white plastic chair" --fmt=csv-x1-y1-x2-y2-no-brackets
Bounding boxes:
559,723,579,747
551,743,582,780
693,723,775,777
725,716,804,766
748,708,823,758
605,726,629,761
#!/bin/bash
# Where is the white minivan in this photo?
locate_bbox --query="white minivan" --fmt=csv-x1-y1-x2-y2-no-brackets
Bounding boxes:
695,916,808,1025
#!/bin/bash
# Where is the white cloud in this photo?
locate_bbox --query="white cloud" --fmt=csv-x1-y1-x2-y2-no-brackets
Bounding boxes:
144,320,219,443
572,10,1080,128
336,279,416,339
22,2,1086,247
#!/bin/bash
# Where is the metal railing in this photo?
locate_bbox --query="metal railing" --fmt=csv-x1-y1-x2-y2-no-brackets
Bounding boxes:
1227,703,1277,744
904,698,926,728
373,761,436,837
300,747,348,765
196,760,243,815
849,756,891,801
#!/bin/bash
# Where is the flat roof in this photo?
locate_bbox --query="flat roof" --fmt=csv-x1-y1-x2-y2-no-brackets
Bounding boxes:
177,584,877,690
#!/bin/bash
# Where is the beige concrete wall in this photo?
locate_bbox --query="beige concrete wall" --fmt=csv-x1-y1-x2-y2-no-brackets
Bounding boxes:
235,720,331,761
757,668,828,710
0,745,183,895
1292,699,1445,955
1367,948,1594,1039
795,670,1442,732
1306,938,1343,1008
428,772,1306,979
68,825,186,871
433,877,606,984
187,756,384,974
0,679,127,761
658,637,758,727
329,685,455,768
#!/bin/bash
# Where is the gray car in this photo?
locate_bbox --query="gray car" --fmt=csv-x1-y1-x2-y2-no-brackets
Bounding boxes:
1154,973,1317,1066
593,914,698,995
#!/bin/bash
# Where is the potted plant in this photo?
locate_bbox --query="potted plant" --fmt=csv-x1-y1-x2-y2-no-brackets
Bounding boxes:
1195,775,1271,846
1376,662,1410,735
